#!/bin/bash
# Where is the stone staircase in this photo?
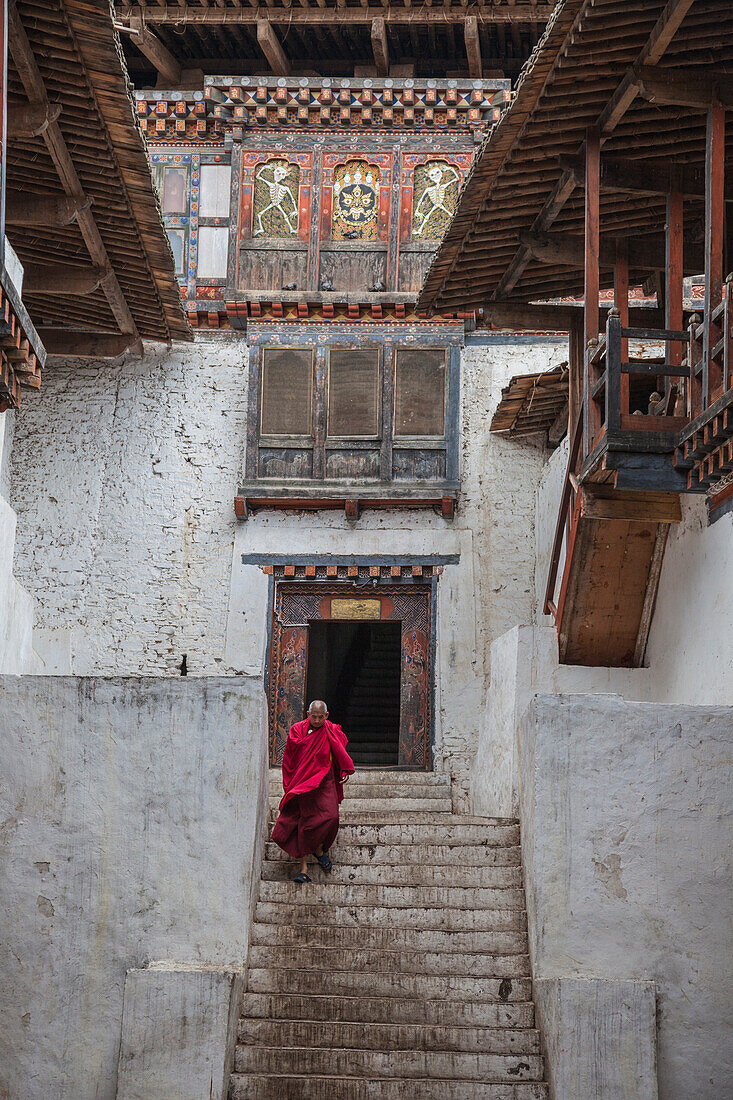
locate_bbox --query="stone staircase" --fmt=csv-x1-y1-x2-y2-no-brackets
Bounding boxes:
229,769,549,1099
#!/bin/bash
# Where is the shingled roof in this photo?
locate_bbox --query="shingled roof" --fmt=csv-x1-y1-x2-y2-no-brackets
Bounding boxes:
7,0,190,352
418,0,733,315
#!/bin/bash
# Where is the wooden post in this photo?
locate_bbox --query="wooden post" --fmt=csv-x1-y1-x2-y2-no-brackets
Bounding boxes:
666,184,684,409
703,99,725,409
584,127,601,454
568,314,584,440
464,16,482,79
605,307,622,432
371,17,389,77
614,238,629,415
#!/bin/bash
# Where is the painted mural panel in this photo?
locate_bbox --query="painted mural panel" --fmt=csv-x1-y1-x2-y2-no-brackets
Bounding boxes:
253,158,301,238
411,161,460,240
332,161,380,240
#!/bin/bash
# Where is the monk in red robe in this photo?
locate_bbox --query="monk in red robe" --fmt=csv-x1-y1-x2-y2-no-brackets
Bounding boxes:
271,700,355,882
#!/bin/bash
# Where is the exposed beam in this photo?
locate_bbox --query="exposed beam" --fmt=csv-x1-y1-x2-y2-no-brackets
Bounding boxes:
371,17,389,78
8,1,139,342
257,19,291,77
518,230,703,272
121,6,555,25
464,15,482,80
23,264,106,296
128,16,182,86
7,99,61,138
559,154,726,201
36,328,132,358
638,66,733,111
491,0,695,303
5,191,91,226
477,302,664,332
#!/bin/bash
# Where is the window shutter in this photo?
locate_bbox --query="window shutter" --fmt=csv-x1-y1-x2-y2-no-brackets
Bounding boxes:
328,350,380,437
394,349,446,436
260,348,314,436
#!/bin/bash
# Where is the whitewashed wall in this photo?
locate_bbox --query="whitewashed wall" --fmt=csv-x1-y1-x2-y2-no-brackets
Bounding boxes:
0,674,268,1100
8,332,563,792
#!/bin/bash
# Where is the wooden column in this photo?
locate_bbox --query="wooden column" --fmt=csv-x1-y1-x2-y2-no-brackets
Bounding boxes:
666,183,684,410
703,99,725,408
583,127,601,456
614,238,629,416
568,314,584,440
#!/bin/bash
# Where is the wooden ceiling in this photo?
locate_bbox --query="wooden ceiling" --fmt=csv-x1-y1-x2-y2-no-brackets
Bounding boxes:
418,0,733,315
7,0,190,353
117,2,548,83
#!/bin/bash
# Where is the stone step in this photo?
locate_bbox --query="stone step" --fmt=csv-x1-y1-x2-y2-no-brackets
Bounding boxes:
250,922,528,955
257,880,525,910
230,1074,549,1099
264,841,521,866
238,1018,541,1055
268,782,451,801
247,968,532,1002
261,860,523,889
241,993,535,1029
329,822,520,846
268,812,516,828
249,945,530,979
234,1045,545,1082
268,797,455,813
268,769,446,786
254,902,527,933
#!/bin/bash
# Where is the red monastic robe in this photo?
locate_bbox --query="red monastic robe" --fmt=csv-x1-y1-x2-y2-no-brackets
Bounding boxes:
271,718,355,859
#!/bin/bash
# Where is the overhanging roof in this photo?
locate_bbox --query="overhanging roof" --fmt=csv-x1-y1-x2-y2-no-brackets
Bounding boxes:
7,0,191,350
418,0,733,315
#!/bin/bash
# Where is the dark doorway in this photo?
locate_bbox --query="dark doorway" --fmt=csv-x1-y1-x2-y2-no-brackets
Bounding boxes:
306,620,401,766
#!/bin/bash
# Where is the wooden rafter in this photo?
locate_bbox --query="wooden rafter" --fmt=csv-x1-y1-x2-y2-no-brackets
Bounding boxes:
129,16,182,86
257,19,291,77
5,191,91,227
8,1,141,351
119,4,554,25
371,16,389,77
489,0,696,305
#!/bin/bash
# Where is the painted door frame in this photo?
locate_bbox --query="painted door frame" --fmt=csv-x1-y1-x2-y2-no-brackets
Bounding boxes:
268,580,433,769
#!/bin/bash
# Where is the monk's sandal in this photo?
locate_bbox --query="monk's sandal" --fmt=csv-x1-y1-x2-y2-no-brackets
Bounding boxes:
293,872,312,883
314,851,333,873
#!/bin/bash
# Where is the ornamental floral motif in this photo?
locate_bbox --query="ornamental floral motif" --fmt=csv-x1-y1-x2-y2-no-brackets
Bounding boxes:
253,158,300,238
412,161,460,240
332,160,380,240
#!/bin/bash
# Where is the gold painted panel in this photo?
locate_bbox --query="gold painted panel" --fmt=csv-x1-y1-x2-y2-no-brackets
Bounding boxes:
332,161,380,241
253,159,300,238
330,597,382,620
412,161,460,240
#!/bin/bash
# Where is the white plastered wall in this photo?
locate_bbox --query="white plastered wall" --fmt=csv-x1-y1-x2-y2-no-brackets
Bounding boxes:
7,332,565,792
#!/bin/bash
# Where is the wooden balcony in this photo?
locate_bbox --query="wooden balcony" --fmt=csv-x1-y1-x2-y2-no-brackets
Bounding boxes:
545,287,733,667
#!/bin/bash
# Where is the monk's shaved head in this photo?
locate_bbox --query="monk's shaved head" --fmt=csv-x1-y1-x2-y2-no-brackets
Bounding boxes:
307,700,328,728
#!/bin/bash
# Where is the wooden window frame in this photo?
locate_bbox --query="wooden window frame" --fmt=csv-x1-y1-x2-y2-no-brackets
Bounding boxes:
326,347,382,441
393,347,449,442
245,337,460,487
259,346,316,443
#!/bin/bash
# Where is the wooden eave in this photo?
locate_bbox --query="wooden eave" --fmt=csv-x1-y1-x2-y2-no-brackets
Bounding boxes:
418,0,733,315
490,363,569,436
6,0,190,348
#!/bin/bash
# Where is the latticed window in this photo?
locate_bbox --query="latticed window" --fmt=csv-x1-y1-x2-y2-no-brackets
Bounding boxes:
260,348,314,437
327,350,380,438
248,341,456,485
394,349,446,437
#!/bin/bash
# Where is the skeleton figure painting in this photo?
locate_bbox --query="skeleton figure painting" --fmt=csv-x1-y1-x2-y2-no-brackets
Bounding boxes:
332,161,380,241
253,159,300,238
412,161,460,240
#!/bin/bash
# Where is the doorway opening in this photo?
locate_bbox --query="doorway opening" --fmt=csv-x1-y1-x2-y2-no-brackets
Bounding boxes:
305,620,401,766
